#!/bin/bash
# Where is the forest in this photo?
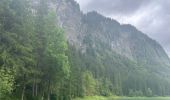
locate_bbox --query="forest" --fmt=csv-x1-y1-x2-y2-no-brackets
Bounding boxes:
1,0,170,100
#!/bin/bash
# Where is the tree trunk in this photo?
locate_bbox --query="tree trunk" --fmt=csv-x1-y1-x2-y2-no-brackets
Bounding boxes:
32,80,35,97
47,80,51,100
21,85,26,100
36,83,38,96
21,75,26,100
47,92,50,100
41,92,44,100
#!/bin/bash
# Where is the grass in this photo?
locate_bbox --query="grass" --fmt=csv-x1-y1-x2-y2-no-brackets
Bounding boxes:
73,96,115,100
73,96,170,100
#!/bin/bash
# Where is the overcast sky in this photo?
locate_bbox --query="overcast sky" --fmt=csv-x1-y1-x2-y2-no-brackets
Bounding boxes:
75,0,170,57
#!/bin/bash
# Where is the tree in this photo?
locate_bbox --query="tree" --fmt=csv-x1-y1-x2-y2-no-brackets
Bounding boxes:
43,11,70,100
0,68,14,99
32,1,70,99
129,89,135,97
0,0,35,99
146,88,153,97
82,71,96,96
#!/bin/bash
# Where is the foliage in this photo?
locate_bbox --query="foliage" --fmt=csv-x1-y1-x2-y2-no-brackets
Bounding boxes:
0,0,70,99
0,68,14,99
82,71,96,96
146,88,153,97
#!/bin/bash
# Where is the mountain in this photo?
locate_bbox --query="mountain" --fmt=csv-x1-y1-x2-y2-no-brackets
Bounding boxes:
1,0,170,99
56,0,170,65
54,0,170,96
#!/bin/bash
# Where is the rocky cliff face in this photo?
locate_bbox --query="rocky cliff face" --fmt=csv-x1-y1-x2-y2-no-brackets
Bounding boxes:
83,12,170,65
55,0,83,47
55,0,170,67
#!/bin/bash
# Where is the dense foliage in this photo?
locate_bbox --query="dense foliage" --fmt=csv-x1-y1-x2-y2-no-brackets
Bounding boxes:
0,0,70,100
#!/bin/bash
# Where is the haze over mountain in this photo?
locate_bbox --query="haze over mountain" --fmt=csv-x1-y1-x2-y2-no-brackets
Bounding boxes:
75,0,170,57
56,0,170,66
1,0,170,99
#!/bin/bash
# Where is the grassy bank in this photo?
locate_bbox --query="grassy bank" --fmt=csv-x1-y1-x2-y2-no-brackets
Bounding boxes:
73,96,170,100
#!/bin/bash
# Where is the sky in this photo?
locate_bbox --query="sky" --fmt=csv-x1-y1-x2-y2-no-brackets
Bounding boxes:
75,0,170,57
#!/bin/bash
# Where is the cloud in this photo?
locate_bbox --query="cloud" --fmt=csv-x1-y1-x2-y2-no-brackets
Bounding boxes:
75,0,170,57
76,0,151,15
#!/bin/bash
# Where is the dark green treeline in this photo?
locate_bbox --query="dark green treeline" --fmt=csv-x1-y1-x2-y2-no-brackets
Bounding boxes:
0,0,70,99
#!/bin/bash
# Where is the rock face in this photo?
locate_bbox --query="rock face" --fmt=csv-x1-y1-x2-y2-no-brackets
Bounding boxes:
55,0,82,46
55,0,170,67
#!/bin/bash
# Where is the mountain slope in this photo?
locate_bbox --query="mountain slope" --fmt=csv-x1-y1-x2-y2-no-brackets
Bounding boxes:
56,0,170,66
55,0,170,96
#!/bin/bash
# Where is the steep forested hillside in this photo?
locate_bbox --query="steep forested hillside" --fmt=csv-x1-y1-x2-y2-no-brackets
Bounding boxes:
56,0,170,97
0,0,170,100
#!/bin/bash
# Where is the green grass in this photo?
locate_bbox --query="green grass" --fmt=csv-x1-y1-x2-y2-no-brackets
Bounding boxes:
73,96,118,100
73,96,170,100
